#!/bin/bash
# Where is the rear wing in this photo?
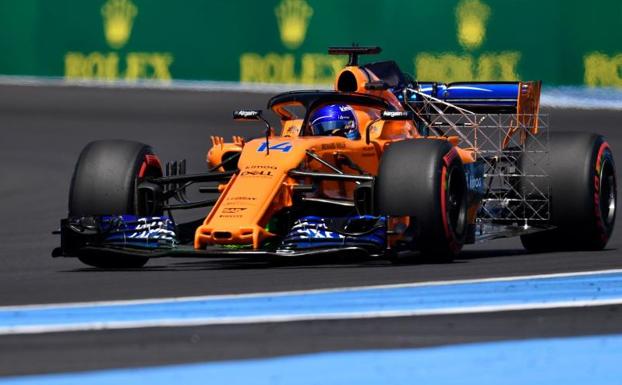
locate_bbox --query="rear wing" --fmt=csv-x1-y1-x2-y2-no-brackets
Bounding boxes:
402,81,542,140
359,59,541,116
412,81,541,116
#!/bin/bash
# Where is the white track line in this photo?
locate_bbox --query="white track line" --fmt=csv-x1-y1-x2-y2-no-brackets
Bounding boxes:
0,75,313,94
2,268,622,311
1,75,622,109
2,297,622,336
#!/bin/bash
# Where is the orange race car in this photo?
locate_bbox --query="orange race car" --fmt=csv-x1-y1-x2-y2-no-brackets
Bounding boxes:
53,46,617,268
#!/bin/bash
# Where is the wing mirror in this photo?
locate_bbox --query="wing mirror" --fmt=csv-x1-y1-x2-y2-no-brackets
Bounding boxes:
365,111,414,144
233,110,262,121
381,111,413,120
232,109,276,155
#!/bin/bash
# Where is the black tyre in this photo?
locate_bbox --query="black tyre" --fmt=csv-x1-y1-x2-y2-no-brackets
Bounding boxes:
520,132,616,251
376,139,468,260
69,140,163,268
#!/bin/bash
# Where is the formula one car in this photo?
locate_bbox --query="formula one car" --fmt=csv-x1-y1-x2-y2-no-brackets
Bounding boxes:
53,46,617,268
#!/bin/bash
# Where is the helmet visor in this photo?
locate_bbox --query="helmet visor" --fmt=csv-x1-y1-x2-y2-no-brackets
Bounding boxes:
311,120,354,136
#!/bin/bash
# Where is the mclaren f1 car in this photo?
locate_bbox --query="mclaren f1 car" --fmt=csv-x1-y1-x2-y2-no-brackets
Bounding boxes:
53,46,617,268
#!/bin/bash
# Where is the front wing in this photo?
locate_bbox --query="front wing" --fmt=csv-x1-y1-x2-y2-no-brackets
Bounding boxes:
52,215,384,260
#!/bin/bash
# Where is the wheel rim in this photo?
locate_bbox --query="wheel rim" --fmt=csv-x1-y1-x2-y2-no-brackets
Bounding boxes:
599,158,616,228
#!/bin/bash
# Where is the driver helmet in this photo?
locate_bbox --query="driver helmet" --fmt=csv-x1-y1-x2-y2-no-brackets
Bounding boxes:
309,104,360,140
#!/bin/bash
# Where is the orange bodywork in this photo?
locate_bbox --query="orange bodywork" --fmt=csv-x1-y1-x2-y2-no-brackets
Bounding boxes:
195,66,478,250
502,80,542,148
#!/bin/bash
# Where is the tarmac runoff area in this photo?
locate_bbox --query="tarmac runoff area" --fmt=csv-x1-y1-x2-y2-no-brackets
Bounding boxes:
0,82,621,380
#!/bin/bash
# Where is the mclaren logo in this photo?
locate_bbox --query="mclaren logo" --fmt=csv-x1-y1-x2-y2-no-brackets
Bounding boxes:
275,0,313,49
456,0,490,51
101,0,137,49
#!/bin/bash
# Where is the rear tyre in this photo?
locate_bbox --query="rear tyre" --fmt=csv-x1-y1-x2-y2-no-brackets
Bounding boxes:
69,140,163,268
376,139,468,261
520,132,616,251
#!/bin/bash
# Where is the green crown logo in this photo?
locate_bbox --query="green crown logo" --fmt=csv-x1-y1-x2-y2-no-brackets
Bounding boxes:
456,0,490,50
275,0,313,50
101,0,138,49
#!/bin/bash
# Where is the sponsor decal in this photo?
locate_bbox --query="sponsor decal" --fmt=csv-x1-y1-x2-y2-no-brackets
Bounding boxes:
101,215,176,248
101,0,137,49
64,0,174,82
457,0,490,50
225,196,257,206
245,165,278,170
584,53,622,87
241,0,517,85
367,122,382,139
240,170,274,177
240,0,346,84
227,196,257,201
240,53,346,84
290,221,345,240
221,207,248,214
465,162,485,195
129,229,171,240
319,142,346,151
414,0,520,82
218,207,247,218
381,111,413,120
284,124,302,137
257,141,293,153
338,105,353,112
238,165,279,177
275,0,313,50
126,217,175,241
233,110,261,119
298,228,344,239
468,174,483,190
280,216,387,250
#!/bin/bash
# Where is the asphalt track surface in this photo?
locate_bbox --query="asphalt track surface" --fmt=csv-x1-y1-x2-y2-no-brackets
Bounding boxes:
0,84,621,376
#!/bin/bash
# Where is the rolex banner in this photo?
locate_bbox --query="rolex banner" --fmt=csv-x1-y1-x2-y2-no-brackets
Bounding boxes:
1,0,622,87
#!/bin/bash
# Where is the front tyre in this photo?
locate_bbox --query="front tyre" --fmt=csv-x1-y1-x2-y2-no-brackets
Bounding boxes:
376,139,468,261
69,140,163,268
